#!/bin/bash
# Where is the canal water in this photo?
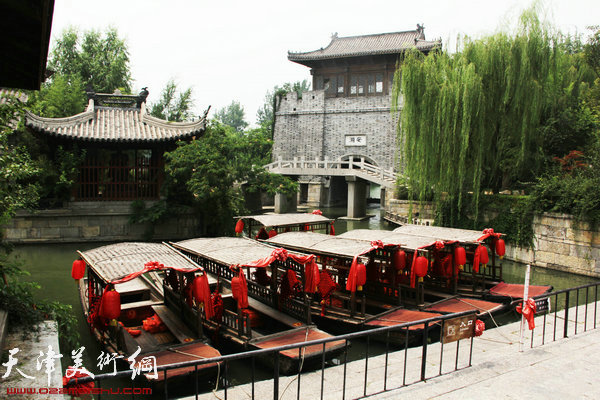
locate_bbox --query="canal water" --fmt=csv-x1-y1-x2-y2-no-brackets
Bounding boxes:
9,204,598,397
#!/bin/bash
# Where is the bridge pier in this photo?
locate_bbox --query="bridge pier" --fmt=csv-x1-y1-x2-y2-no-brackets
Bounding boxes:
345,176,367,218
274,192,297,214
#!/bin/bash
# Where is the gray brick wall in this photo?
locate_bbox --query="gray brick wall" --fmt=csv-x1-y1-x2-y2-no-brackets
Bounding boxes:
273,90,400,171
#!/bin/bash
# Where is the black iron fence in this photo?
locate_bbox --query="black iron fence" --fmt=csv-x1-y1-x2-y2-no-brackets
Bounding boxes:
66,310,477,400
515,281,600,349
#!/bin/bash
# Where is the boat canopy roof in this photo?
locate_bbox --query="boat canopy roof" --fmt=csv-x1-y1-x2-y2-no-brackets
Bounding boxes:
265,231,383,259
236,213,332,228
337,229,439,250
171,237,312,267
79,242,201,283
392,224,495,244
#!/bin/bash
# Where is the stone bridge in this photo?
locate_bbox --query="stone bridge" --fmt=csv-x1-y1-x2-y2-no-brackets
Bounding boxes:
264,156,397,218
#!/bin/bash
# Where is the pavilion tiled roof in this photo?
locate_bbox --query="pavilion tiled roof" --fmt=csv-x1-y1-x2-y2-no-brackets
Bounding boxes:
25,92,206,143
288,27,440,63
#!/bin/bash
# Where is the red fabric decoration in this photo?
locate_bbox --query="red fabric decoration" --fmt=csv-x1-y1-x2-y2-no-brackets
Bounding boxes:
211,291,224,323
496,239,506,258
454,247,466,268
472,246,481,273
110,261,204,285
330,223,335,236
414,256,428,278
142,314,167,333
317,271,338,316
268,229,277,238
99,287,120,320
304,260,320,293
311,209,323,215
475,319,485,336
516,298,537,330
231,269,249,309
393,250,406,271
63,366,95,393
71,259,86,281
235,219,245,234
193,274,215,319
303,223,310,231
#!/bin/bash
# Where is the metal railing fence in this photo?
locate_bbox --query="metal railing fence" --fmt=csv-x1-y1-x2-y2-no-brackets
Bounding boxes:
66,310,477,400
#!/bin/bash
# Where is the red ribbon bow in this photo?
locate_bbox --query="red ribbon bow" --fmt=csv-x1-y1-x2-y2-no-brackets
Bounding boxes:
516,298,537,330
370,240,384,249
272,248,288,262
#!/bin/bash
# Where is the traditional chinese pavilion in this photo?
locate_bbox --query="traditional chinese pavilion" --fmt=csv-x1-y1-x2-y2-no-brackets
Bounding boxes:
25,89,207,201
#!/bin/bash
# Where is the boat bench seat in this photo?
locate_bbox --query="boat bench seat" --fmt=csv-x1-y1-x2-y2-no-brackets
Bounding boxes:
152,305,197,343
121,299,163,311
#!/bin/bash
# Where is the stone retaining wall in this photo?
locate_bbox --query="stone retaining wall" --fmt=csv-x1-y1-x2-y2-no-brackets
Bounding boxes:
2,201,201,243
507,213,600,277
385,202,600,278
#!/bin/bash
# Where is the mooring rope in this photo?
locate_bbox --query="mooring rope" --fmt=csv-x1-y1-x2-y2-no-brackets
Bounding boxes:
167,347,222,399
279,326,310,400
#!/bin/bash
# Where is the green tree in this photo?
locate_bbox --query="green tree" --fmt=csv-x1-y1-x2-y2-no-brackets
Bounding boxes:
0,93,40,234
27,74,86,118
48,26,132,94
393,8,596,226
584,26,600,79
214,101,248,132
164,123,296,236
149,79,195,122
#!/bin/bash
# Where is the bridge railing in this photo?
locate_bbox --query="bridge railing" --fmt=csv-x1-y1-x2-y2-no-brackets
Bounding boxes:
265,156,397,185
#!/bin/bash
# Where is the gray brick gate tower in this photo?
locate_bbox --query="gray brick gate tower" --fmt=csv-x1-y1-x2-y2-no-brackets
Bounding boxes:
269,26,440,217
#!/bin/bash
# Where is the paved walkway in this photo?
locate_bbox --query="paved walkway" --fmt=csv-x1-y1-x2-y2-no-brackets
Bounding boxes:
188,301,600,400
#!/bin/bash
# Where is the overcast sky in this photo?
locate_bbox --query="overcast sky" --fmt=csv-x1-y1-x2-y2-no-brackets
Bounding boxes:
50,0,598,126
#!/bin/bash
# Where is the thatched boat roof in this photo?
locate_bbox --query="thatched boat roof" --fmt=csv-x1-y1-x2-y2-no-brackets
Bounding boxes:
337,229,438,250
393,224,487,244
236,213,332,228
171,237,311,267
265,231,378,259
79,242,200,283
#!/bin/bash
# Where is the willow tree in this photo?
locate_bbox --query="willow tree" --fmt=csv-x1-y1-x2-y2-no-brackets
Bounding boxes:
393,8,591,225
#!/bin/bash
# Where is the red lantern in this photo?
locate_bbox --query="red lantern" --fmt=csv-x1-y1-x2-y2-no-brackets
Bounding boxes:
99,289,121,320
231,270,248,309
268,229,277,238
356,263,367,290
454,247,466,269
496,239,506,259
393,250,406,271
235,219,244,234
330,223,335,236
478,245,489,266
71,259,86,281
414,256,428,278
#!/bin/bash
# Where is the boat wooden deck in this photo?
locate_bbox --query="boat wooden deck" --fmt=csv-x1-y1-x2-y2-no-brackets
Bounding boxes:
152,305,197,343
365,309,442,331
251,327,345,359
148,342,222,381
489,282,553,300
424,297,505,316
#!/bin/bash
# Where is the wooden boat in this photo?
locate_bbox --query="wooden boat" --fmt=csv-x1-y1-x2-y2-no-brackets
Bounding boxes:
76,242,222,384
260,231,449,346
234,212,335,238
167,237,345,375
